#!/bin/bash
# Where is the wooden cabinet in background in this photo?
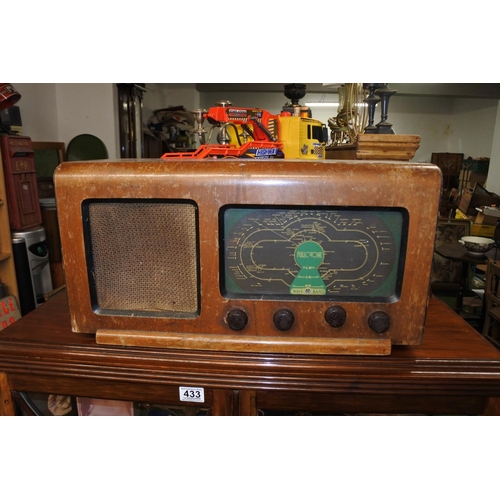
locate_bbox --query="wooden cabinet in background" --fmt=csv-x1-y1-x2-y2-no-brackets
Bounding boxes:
431,152,464,217
0,150,19,303
0,136,42,231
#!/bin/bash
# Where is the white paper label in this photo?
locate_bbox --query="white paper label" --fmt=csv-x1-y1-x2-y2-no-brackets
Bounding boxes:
179,386,205,403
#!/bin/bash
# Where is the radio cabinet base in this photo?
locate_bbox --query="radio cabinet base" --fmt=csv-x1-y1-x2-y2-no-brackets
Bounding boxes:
95,329,392,356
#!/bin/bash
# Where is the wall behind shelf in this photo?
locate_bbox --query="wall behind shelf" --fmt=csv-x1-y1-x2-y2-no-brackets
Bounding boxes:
9,83,500,191
11,83,119,159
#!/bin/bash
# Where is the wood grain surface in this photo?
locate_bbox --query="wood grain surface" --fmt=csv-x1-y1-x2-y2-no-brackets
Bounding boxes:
0,291,499,415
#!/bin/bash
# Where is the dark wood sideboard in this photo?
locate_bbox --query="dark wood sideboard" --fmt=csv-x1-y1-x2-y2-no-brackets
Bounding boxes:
1,291,500,416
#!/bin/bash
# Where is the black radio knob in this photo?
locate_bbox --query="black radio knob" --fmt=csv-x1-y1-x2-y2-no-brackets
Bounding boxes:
325,306,347,328
273,309,294,331
226,309,248,331
368,311,390,333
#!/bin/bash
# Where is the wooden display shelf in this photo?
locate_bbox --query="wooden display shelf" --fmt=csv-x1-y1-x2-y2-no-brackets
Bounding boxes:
326,134,421,161
1,291,500,416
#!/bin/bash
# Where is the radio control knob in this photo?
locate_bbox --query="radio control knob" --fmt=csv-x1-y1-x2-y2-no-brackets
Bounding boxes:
325,306,347,328
273,308,294,331
226,309,248,331
368,311,390,333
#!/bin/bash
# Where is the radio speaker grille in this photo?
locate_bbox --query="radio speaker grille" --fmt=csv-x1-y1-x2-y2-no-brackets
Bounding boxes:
87,201,198,316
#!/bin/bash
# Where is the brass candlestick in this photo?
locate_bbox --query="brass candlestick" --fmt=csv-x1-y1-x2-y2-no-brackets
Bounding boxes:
375,84,397,134
363,84,383,133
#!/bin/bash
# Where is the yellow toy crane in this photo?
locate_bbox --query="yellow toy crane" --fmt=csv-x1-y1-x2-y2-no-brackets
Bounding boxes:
161,85,328,160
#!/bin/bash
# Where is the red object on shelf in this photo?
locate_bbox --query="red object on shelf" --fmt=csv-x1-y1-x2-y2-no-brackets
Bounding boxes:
0,84,21,111
0,135,42,230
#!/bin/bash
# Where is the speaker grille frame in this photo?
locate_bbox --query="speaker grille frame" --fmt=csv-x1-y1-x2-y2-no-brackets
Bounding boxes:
82,199,200,318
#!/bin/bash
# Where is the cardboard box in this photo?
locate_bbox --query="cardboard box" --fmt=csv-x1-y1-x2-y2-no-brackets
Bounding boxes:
474,206,500,225
455,208,496,238
471,224,496,238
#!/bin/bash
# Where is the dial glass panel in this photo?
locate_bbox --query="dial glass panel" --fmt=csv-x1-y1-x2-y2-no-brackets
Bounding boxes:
221,206,408,302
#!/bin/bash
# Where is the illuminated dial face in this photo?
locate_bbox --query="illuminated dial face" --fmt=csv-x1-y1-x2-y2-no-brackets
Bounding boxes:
221,207,407,301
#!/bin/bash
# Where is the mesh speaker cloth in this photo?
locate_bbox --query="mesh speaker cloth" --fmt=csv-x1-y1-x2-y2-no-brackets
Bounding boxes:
88,202,198,316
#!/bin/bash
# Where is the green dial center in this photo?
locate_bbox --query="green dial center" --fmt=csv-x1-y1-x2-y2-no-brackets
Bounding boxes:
291,241,326,295
294,241,325,268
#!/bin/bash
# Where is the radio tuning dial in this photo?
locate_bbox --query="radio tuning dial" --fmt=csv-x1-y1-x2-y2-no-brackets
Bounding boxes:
226,309,248,331
273,309,294,331
368,311,390,333
325,306,347,328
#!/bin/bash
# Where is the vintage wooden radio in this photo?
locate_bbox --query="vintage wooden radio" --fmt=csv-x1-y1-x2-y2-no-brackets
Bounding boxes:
54,159,441,355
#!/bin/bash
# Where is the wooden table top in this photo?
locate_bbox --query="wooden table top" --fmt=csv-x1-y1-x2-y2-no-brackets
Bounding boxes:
435,243,500,264
1,291,500,402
